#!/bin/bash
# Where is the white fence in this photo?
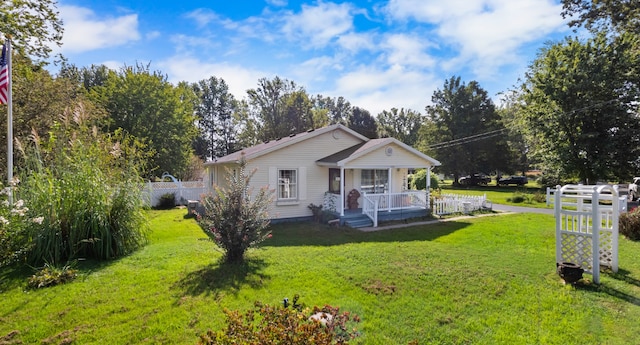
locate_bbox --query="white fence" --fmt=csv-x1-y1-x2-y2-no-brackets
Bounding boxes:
432,193,487,216
143,181,205,207
547,186,628,213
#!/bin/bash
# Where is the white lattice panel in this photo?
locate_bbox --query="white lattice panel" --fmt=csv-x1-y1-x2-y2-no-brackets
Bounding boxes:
554,184,621,284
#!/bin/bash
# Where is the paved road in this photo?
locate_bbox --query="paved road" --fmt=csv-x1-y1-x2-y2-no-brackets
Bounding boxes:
491,203,555,215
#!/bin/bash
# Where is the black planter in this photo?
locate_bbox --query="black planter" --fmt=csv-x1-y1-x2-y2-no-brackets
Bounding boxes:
556,262,584,284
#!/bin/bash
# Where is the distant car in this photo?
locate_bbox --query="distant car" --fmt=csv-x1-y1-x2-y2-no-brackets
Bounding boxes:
459,174,491,186
628,177,640,201
497,175,528,186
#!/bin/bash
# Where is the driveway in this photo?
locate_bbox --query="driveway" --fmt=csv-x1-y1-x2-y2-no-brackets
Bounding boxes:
492,203,555,215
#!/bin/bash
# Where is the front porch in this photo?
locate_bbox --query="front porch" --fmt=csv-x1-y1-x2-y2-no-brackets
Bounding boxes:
325,191,430,228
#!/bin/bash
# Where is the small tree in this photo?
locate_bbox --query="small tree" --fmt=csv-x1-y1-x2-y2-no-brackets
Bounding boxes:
196,155,273,263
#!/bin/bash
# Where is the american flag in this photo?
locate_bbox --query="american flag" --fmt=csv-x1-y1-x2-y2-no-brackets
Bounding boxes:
0,41,8,105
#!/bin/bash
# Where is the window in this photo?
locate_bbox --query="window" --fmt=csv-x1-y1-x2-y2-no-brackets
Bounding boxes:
361,169,388,194
278,169,298,200
328,169,341,194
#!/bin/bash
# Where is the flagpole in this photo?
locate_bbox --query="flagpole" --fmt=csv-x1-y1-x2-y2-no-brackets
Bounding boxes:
6,38,11,204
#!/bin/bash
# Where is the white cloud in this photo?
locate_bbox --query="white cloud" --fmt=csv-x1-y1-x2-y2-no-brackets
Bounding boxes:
332,65,439,115
58,5,141,53
184,8,220,28
384,0,567,75
337,32,376,53
159,56,267,99
382,33,436,68
281,2,355,48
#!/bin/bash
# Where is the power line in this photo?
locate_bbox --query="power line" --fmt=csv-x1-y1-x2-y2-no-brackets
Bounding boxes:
428,128,507,149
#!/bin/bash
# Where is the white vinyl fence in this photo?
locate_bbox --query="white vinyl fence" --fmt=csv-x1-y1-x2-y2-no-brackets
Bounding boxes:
142,181,205,207
432,193,488,216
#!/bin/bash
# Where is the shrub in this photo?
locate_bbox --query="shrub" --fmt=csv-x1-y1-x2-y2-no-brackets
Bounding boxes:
0,179,43,267
156,193,176,209
27,262,78,289
409,169,439,190
196,155,273,264
507,192,526,203
197,295,360,345
620,207,640,241
18,110,149,266
532,191,547,203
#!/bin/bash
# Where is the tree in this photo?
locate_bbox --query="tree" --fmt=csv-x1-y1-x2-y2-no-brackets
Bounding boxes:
518,33,640,184
312,95,351,125
196,156,273,264
376,108,423,146
561,0,640,34
0,0,63,61
420,76,511,184
192,77,238,160
89,64,198,178
247,77,316,141
0,55,105,178
348,107,378,139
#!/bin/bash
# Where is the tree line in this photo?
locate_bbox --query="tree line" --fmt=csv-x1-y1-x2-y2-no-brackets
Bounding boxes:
0,0,638,185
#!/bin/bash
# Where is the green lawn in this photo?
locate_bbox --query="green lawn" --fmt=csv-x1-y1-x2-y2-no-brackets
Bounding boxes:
2,209,640,344
440,183,552,208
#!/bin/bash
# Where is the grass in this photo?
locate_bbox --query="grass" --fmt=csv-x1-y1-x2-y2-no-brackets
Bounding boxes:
2,209,640,344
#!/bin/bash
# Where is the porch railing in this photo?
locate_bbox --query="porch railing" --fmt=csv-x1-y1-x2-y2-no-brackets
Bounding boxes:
362,191,428,212
362,194,378,227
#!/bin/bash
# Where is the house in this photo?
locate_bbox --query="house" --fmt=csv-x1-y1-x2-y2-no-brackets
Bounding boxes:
203,124,441,227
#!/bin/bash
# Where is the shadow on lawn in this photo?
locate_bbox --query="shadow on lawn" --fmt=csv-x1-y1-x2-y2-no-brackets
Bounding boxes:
262,220,471,247
176,258,269,297
576,269,640,306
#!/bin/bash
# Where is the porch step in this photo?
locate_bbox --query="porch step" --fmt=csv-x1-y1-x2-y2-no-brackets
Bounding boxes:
344,216,373,228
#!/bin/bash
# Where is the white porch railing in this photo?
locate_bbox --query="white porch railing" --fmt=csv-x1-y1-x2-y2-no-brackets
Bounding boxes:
432,193,487,216
362,194,378,227
362,191,428,211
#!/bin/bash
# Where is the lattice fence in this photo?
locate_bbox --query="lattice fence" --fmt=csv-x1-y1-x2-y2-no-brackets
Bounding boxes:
554,184,621,284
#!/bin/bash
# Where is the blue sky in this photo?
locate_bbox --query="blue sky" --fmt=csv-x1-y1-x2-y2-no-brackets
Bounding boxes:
52,0,572,115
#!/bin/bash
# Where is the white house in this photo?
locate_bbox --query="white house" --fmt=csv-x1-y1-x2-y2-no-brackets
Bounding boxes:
203,124,441,227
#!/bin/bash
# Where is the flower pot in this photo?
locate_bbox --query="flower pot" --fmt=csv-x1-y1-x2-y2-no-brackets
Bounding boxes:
556,262,584,284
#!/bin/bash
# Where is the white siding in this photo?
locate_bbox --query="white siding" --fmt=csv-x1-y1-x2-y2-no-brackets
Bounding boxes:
245,128,362,219
346,143,434,168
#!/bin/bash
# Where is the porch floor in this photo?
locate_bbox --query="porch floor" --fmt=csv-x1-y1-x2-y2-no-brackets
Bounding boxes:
337,207,429,228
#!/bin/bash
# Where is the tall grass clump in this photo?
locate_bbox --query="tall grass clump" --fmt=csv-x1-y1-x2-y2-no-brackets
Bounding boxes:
17,105,149,265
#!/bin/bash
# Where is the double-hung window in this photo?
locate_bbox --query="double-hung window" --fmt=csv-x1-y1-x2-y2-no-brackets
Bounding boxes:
278,169,298,200
361,169,388,194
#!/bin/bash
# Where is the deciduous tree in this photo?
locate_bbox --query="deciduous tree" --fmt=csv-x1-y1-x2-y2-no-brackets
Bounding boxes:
376,108,423,146
0,0,63,61
518,33,640,183
420,76,510,184
192,76,238,160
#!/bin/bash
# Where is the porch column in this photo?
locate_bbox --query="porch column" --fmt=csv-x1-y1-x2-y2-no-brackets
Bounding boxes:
388,167,392,212
340,167,345,216
426,166,431,209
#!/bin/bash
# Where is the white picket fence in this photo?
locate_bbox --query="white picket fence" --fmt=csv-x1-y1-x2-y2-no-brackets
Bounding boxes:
142,181,205,207
432,193,488,216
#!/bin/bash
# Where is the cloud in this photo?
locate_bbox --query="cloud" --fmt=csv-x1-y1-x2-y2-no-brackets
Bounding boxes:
158,56,267,98
58,5,141,53
381,33,436,68
332,64,439,114
281,2,355,48
384,0,567,75
184,8,220,28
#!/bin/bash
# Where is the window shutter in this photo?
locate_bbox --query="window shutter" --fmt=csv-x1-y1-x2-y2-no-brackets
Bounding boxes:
299,167,307,200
